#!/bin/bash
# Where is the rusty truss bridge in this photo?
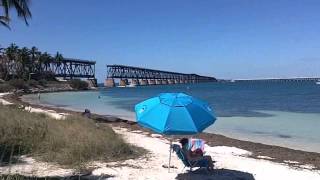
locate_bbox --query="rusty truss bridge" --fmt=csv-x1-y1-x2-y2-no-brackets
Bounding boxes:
3,58,96,79
105,64,217,87
2,57,97,86
42,58,96,79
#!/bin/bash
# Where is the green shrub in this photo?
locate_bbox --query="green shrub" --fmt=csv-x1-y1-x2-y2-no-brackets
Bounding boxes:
27,80,39,87
0,84,14,92
8,79,28,90
69,79,88,90
0,105,144,169
38,79,47,86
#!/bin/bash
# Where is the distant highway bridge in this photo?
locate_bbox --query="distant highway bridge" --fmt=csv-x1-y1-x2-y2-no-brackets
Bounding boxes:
234,78,320,82
105,65,217,87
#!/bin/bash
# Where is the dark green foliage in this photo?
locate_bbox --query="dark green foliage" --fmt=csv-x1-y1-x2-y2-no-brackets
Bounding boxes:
0,83,14,92
7,79,27,90
37,72,57,81
27,79,39,87
38,79,47,86
1,43,63,81
69,79,88,90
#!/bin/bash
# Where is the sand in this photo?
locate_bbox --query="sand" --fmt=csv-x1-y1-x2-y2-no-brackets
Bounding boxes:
0,93,13,105
88,127,320,180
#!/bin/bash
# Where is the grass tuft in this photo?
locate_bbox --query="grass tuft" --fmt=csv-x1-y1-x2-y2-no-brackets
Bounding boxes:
0,105,145,170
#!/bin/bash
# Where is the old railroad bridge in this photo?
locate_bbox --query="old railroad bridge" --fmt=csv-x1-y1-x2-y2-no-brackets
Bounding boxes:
104,64,217,87
45,58,97,86
43,58,96,79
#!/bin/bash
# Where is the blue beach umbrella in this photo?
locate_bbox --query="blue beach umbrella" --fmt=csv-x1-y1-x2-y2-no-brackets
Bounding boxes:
135,93,216,171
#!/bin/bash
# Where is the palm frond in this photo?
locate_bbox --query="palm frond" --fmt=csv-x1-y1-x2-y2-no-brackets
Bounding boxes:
1,0,10,17
0,15,10,29
1,0,32,26
9,0,32,25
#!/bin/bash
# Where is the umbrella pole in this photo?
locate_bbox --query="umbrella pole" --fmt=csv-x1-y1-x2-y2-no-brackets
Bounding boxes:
168,139,172,173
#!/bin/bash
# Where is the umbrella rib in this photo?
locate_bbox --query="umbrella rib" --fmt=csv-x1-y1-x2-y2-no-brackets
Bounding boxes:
162,107,173,134
185,106,200,133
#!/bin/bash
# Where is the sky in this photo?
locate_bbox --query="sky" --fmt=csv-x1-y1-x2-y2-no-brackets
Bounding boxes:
1,0,320,82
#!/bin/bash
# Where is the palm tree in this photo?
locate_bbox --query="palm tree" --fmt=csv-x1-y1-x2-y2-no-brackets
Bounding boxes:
2,43,19,79
54,52,63,66
30,46,38,59
17,46,31,78
4,43,19,61
30,46,40,72
1,0,32,29
0,45,7,79
39,52,52,72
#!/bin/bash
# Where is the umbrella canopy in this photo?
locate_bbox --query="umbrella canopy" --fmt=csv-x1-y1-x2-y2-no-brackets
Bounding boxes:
135,93,216,135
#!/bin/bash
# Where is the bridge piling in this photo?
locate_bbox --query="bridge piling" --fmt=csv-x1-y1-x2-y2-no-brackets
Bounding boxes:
168,79,175,84
131,79,140,86
119,79,128,86
105,78,115,87
162,79,168,84
156,79,162,85
148,79,156,85
139,79,148,86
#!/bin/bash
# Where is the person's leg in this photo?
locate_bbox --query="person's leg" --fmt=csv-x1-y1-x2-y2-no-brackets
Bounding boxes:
204,156,214,170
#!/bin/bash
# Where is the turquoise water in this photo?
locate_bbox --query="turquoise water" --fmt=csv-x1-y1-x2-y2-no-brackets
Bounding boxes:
23,82,320,152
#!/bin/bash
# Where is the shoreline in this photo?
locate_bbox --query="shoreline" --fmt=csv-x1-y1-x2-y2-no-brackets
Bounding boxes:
2,92,320,171
1,92,320,179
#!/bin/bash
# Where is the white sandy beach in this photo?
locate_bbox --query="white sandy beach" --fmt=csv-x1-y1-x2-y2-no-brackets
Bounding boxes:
91,127,320,180
1,93,320,179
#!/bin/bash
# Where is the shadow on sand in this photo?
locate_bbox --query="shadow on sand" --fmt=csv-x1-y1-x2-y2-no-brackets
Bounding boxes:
176,168,255,180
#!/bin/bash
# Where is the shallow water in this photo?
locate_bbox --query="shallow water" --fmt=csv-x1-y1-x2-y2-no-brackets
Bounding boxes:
23,82,320,152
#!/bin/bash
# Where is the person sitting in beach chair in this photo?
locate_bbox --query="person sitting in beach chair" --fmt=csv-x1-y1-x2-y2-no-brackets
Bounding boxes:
172,138,214,171
182,137,205,157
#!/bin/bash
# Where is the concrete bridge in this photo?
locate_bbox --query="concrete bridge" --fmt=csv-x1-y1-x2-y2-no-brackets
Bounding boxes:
234,77,320,82
104,65,217,87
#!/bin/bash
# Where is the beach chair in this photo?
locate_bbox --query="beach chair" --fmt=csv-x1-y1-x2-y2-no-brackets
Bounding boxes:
172,144,210,172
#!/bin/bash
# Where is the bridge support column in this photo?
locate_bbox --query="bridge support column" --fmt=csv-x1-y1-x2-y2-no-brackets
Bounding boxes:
156,79,162,85
105,78,115,87
131,79,140,86
162,79,168,85
168,79,175,84
139,79,148,86
119,79,128,86
148,79,156,85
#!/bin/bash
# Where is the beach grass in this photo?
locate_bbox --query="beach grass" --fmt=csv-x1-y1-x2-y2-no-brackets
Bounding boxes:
0,104,145,170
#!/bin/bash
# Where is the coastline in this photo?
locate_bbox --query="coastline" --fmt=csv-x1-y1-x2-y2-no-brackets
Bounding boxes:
2,92,320,171
1,92,320,179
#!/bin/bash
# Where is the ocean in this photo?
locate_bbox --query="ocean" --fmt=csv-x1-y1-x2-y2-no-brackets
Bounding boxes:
22,81,320,153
